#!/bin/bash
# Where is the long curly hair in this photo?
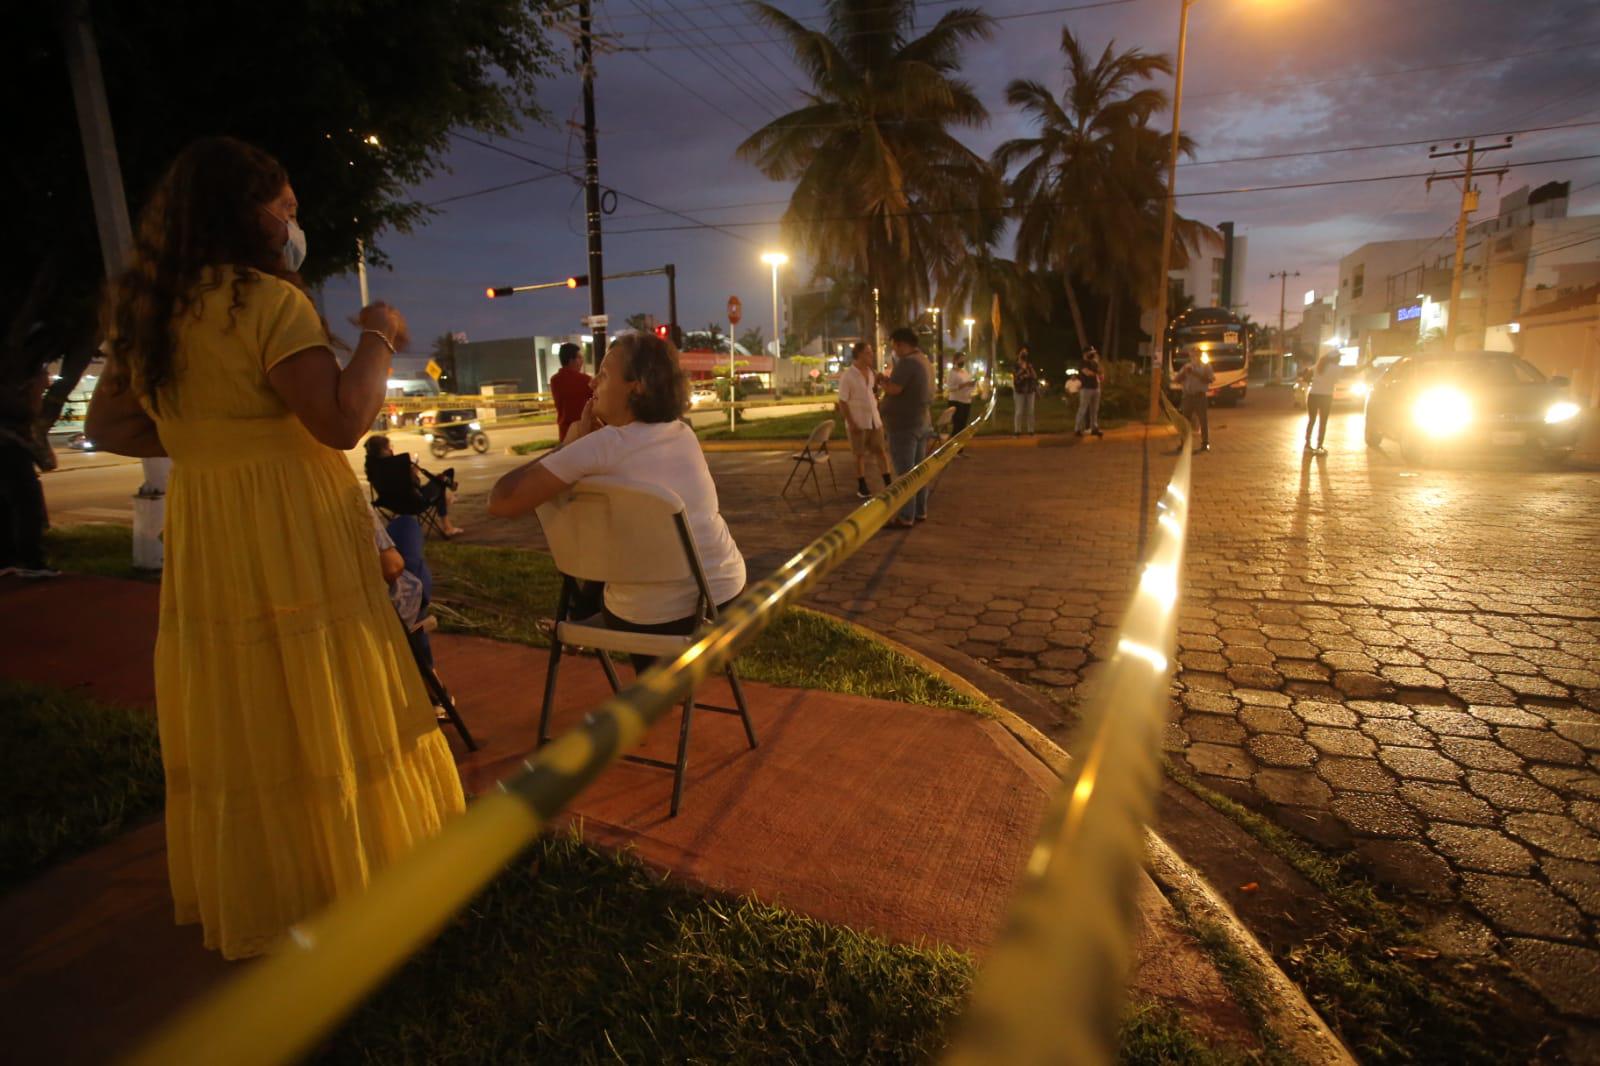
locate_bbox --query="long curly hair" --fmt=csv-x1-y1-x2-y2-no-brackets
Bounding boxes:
102,137,312,411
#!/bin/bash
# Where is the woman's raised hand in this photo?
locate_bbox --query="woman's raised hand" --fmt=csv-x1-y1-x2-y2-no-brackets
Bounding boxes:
354,302,410,352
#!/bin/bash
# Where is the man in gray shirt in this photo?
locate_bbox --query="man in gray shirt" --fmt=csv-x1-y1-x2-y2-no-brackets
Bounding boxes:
882,326,933,527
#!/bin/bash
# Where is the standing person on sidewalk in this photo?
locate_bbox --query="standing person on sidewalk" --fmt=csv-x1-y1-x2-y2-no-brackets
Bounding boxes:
1074,346,1105,438
945,355,976,436
881,327,933,528
1174,357,1215,452
86,137,463,960
1303,351,1339,455
0,349,55,577
1012,346,1039,436
550,341,593,443
837,341,893,498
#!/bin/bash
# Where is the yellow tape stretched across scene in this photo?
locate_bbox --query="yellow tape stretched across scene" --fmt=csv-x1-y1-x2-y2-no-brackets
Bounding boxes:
944,393,1194,1066
131,392,999,1066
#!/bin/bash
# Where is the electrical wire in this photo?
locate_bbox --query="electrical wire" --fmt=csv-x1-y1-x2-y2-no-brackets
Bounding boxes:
597,153,1600,234
618,0,788,120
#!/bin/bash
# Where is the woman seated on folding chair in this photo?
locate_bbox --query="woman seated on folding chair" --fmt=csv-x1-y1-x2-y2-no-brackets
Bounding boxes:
487,330,746,662
364,434,464,537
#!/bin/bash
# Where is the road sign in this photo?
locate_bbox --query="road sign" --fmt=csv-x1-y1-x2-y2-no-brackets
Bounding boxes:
727,296,742,325
424,358,443,381
583,313,609,329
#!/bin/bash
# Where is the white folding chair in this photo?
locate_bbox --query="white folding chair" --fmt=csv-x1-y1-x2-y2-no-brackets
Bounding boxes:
931,405,955,446
782,418,837,498
534,476,757,816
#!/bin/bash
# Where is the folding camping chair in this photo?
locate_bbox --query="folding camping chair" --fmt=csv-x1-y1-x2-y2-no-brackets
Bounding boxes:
367,453,447,539
379,511,477,750
781,418,837,498
413,617,478,750
534,476,758,816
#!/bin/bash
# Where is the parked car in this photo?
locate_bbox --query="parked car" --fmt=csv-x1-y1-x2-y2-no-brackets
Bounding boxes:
1362,351,1581,465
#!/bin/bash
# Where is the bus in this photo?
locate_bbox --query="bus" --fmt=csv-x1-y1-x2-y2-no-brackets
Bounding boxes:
1164,306,1251,406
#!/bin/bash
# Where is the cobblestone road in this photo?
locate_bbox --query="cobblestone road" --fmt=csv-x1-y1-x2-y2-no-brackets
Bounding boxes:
455,391,1600,1022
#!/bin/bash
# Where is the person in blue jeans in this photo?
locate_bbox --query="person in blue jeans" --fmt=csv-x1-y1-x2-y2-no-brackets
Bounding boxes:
881,327,933,528
1074,346,1104,437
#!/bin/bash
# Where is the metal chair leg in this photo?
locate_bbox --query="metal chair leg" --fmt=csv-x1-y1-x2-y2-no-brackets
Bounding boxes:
597,650,623,693
822,444,838,492
425,667,478,751
726,664,757,749
537,639,563,747
670,691,694,817
781,454,803,497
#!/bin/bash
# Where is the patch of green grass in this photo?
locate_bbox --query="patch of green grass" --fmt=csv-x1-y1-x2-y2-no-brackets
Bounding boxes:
319,830,976,1064
0,681,164,892
693,394,1131,442
1118,1000,1256,1066
41,524,156,582
509,438,559,456
697,408,839,442
1166,762,1542,1064
425,542,988,715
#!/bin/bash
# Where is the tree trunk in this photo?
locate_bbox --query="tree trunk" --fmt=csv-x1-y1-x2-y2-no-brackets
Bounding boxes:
1062,277,1088,356
1108,300,1120,363
1100,295,1114,357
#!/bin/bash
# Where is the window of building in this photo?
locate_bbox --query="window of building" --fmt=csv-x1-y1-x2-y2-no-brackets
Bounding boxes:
1352,265,1364,299
1210,257,1225,303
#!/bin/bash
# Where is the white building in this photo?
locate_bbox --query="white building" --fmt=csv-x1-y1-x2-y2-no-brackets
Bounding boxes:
1139,221,1248,358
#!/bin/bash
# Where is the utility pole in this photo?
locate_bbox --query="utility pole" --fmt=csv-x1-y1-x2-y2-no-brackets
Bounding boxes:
1428,137,1510,345
1268,270,1300,383
665,262,678,344
60,0,169,569
578,0,607,363
1147,0,1195,423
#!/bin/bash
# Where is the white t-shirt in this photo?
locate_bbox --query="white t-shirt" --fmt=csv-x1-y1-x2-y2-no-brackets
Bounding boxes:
539,420,746,624
837,364,882,429
946,367,976,404
1309,361,1343,397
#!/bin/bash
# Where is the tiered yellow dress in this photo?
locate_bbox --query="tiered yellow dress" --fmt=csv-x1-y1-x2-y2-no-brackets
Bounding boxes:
146,267,465,959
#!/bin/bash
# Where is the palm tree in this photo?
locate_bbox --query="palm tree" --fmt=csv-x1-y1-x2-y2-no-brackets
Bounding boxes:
737,0,1002,333
993,29,1202,352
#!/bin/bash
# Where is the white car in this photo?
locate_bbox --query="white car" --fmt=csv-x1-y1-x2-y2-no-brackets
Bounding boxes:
1297,365,1382,408
690,388,719,407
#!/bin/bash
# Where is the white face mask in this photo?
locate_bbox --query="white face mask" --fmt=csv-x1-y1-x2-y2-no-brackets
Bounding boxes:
263,206,307,272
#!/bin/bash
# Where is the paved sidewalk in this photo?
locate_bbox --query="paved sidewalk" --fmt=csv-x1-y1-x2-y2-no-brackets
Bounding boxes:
0,575,1252,1062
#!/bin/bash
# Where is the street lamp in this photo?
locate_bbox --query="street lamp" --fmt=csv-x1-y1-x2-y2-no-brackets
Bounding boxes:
761,251,788,358
1146,0,1195,423
963,317,976,354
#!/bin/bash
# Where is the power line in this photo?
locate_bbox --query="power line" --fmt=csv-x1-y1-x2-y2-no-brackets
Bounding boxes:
618,0,789,119
600,153,1600,234
423,170,573,208
599,119,1600,221
452,131,762,245
664,0,810,99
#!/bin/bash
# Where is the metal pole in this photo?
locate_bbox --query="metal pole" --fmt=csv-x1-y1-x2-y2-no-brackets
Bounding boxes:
873,286,883,357
771,262,782,359
60,0,169,565
728,318,736,432
1447,140,1477,341
1146,0,1192,423
579,0,607,362
935,309,944,390
665,263,678,343
356,238,370,307
1268,269,1298,383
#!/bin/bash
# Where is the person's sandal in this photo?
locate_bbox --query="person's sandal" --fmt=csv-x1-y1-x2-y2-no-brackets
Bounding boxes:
887,518,915,529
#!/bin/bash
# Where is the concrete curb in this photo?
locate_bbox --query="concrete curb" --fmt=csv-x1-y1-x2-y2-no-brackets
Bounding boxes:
700,421,1177,453
817,609,1354,1065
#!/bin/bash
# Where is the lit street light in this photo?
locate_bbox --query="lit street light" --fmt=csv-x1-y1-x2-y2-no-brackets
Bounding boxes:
761,251,788,358
963,316,976,353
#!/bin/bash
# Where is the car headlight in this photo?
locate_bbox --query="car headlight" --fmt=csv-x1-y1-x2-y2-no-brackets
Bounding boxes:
1350,382,1370,398
469,421,482,431
1545,401,1580,425
423,433,434,442
1412,387,1472,437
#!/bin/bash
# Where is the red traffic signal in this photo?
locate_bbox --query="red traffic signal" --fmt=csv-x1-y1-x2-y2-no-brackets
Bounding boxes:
566,275,588,289
654,324,670,340
486,286,513,299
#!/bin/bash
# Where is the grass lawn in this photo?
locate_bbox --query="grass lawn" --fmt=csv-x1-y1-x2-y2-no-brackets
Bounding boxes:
0,681,163,892
426,540,990,715
509,438,559,456
695,393,1130,442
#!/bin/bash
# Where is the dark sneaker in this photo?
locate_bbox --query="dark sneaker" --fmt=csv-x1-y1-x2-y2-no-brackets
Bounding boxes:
856,482,873,499
12,567,61,579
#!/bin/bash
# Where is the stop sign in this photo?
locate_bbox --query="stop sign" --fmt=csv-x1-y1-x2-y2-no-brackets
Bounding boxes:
727,295,742,325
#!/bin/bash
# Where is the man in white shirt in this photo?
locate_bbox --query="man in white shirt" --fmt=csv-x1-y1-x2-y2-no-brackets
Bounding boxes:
945,355,977,435
837,341,894,498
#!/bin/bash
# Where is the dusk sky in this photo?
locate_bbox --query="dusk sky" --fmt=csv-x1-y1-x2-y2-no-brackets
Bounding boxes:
319,0,1600,368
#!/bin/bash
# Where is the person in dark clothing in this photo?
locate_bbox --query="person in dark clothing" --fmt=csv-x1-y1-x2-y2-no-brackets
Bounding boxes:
1074,346,1104,438
1174,358,1215,451
1012,346,1040,435
0,355,55,577
549,342,593,443
364,434,463,536
881,327,934,528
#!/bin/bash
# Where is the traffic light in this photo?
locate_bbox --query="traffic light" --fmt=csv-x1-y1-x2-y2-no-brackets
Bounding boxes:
566,275,588,289
654,324,670,340
486,286,513,299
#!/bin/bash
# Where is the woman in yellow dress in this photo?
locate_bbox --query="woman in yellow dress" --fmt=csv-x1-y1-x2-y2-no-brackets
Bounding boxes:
86,137,464,960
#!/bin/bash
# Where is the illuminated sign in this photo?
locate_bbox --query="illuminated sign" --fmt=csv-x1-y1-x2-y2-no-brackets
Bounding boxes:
1304,289,1316,306
1395,304,1421,322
